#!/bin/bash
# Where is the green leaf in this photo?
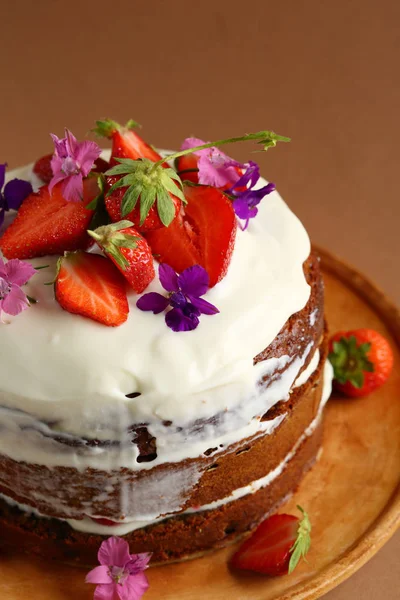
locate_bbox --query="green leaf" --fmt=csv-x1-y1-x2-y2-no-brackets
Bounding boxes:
121,184,142,216
34,264,49,270
92,119,121,139
107,174,135,196
161,173,186,204
328,335,374,388
288,506,311,574
139,186,157,225
156,187,176,227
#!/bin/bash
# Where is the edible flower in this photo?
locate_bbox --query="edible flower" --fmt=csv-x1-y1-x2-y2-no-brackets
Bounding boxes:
49,128,102,202
137,264,219,332
106,129,289,227
181,137,246,188
86,536,151,600
0,256,36,319
0,164,32,227
227,161,276,230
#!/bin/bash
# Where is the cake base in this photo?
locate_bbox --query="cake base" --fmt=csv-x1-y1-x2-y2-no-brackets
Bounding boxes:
0,423,323,565
0,249,399,599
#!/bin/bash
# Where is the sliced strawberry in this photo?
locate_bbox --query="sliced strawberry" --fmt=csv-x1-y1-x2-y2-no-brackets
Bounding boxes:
231,508,311,577
146,184,236,287
55,251,129,326
111,128,163,164
0,178,99,260
32,153,53,184
175,153,199,184
33,154,109,184
88,221,155,293
105,175,181,233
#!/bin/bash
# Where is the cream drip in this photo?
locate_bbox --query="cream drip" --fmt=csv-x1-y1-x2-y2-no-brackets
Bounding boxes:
0,359,333,536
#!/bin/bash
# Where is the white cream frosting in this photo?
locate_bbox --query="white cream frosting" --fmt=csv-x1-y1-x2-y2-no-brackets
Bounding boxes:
0,154,312,471
0,359,333,536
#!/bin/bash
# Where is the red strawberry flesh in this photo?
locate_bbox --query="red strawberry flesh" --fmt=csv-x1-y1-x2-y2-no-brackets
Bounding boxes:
55,252,129,327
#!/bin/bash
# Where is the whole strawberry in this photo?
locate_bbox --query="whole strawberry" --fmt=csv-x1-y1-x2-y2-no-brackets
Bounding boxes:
230,506,311,576
329,329,393,397
88,221,155,293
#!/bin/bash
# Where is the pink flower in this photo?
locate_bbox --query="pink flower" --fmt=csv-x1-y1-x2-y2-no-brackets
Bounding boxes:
181,137,246,188
49,128,101,202
0,257,36,319
86,536,151,600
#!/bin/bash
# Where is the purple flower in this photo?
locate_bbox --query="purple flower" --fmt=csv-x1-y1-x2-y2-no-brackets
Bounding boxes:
181,137,246,188
49,128,101,202
137,264,219,332
0,163,32,227
0,256,36,319
227,161,276,230
86,536,151,600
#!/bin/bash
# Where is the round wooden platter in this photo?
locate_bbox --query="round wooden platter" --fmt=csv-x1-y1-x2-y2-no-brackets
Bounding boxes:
0,247,399,600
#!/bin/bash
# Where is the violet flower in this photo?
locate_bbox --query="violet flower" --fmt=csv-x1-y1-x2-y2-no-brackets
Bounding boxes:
0,164,32,227
227,161,276,230
86,536,151,600
0,256,36,319
181,137,246,188
137,264,219,332
49,128,101,202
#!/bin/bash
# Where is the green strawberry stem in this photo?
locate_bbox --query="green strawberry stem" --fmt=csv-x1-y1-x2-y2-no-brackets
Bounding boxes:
328,335,374,388
152,130,291,169
288,506,312,574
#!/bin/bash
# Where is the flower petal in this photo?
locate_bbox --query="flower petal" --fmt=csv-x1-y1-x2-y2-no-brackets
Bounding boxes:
85,565,112,585
3,179,33,211
5,258,36,285
75,140,102,176
180,137,207,153
0,164,7,190
232,197,254,221
188,296,219,315
158,263,179,292
2,284,29,316
197,154,241,188
93,583,116,600
61,173,84,202
178,265,209,298
0,257,7,278
230,161,260,192
118,573,149,600
65,128,79,156
165,307,199,332
50,133,68,158
136,292,169,314
98,536,131,568
126,553,152,575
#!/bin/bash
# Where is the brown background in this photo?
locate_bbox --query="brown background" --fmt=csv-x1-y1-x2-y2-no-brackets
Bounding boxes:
1,1,399,598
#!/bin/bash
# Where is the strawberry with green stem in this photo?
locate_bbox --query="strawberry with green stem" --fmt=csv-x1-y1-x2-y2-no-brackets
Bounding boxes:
231,506,311,576
329,329,393,397
88,221,155,294
93,118,181,232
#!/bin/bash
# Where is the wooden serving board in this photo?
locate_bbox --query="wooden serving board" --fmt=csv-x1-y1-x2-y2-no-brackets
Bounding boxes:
0,247,399,600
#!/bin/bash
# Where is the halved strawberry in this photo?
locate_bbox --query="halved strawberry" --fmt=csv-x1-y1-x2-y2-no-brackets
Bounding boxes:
145,184,236,287
230,507,311,576
93,119,164,165
32,154,110,184
88,221,155,293
55,251,129,326
175,153,199,184
105,175,181,233
0,178,98,259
